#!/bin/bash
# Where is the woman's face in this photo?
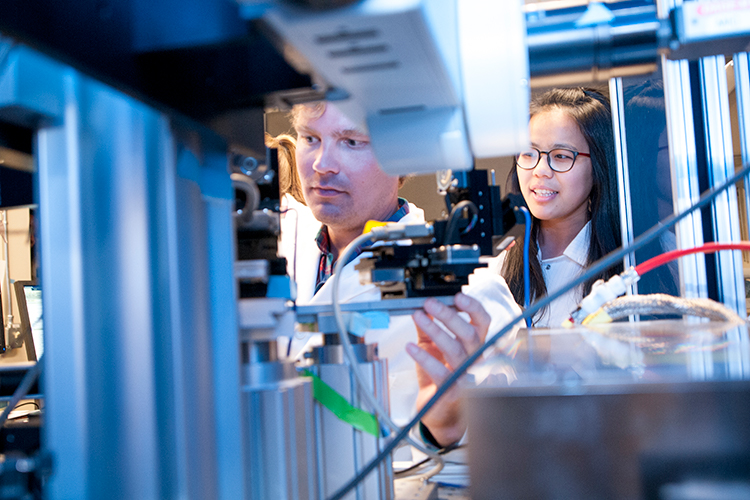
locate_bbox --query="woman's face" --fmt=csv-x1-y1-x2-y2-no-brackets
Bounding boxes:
517,108,594,229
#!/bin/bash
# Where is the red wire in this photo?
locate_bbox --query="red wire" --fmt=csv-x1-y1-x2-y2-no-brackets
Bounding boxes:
635,242,750,276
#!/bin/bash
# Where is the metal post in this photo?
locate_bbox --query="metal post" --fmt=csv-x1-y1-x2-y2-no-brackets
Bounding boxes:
309,341,393,500
658,0,708,300
609,77,638,295
730,51,750,376
661,55,709,299
698,55,746,314
0,44,244,499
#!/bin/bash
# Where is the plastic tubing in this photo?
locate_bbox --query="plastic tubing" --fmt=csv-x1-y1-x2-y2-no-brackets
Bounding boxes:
635,241,750,276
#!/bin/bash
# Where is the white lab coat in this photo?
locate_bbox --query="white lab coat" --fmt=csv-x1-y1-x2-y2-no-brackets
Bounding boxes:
279,194,426,306
278,194,522,429
278,195,427,426
483,221,591,328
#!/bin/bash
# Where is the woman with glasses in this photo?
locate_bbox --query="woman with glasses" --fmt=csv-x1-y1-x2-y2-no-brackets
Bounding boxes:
497,87,622,327
405,88,623,449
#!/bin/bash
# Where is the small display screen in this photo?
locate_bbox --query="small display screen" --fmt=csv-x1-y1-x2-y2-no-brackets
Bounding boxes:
23,285,43,360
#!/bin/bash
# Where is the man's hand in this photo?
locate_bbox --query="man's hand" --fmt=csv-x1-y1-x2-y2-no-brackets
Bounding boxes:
406,292,490,448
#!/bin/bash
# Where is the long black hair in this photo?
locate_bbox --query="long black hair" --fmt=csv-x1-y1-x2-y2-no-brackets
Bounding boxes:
501,88,623,321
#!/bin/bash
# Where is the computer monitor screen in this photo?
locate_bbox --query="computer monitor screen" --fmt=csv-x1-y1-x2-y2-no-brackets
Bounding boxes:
14,281,42,361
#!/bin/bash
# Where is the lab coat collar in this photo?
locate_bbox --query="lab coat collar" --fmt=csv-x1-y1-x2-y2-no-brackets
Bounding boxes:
300,203,425,306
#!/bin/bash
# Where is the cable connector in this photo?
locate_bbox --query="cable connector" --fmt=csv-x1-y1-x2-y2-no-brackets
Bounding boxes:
365,221,434,241
565,267,640,326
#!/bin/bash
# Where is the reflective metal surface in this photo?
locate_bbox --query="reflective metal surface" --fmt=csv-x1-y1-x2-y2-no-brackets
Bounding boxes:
466,320,750,500
243,363,318,500
311,359,393,500
734,53,750,285
699,55,746,314
662,55,709,299
4,1,750,499
26,45,242,500
609,77,637,284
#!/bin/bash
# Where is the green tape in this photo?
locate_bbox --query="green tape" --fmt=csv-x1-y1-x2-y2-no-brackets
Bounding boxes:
302,369,379,437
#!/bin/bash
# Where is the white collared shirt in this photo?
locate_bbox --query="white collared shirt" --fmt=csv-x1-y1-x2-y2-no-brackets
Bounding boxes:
484,221,591,328
536,221,590,328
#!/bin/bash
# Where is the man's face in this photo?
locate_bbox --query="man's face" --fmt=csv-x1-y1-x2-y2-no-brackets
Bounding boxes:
295,104,400,234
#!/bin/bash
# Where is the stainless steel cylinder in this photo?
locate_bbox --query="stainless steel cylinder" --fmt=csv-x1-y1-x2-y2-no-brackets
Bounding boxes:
243,353,320,500
309,346,393,500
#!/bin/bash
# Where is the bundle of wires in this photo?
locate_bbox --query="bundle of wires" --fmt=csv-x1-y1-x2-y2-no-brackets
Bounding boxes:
570,241,750,325
393,443,464,479
582,293,748,325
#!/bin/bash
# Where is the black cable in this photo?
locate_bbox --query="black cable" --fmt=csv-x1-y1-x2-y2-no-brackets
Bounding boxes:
444,200,478,245
328,163,750,500
286,337,293,358
393,458,430,477
393,443,464,477
11,401,40,411
0,356,43,428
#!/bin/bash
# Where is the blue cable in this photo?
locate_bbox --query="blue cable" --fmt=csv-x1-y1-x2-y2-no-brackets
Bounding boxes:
520,207,532,327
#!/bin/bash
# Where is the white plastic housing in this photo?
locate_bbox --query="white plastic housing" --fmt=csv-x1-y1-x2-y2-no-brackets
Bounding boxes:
262,0,530,175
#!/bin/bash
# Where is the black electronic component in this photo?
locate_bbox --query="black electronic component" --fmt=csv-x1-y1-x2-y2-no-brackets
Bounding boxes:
443,169,528,255
356,243,484,299
356,168,528,300
234,147,288,298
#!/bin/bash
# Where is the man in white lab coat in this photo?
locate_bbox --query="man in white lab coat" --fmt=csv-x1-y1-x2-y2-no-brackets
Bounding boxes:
278,101,521,448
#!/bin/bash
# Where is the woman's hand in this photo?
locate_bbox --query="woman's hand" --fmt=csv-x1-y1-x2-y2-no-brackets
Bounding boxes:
406,292,490,448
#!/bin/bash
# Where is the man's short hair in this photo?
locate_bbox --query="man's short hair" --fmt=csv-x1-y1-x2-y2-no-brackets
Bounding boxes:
290,102,327,132
286,101,408,190
266,133,306,205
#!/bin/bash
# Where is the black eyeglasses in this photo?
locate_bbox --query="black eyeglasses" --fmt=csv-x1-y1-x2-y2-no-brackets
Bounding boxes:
515,147,591,173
